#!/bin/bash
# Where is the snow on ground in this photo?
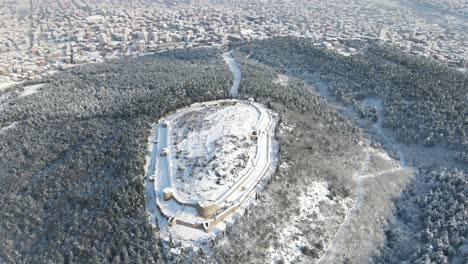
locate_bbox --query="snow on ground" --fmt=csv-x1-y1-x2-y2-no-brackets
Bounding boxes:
0,83,46,113
279,119,295,133
274,74,290,86
18,83,46,97
0,83,19,112
364,147,402,177
144,99,279,252
362,98,408,168
0,122,17,135
173,102,260,201
269,180,337,263
0,92,10,112
317,144,410,264
0,82,17,92
86,15,105,22
307,82,414,264
223,52,242,97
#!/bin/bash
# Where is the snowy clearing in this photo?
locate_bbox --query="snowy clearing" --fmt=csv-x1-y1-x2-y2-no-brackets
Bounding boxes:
0,122,17,135
274,74,290,86
0,82,17,92
309,83,414,264
269,180,352,263
18,83,46,97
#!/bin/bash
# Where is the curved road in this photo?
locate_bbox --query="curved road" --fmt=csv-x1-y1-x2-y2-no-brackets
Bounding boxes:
223,52,242,97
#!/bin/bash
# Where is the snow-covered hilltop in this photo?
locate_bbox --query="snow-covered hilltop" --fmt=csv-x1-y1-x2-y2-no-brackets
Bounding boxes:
172,101,259,202
145,99,279,249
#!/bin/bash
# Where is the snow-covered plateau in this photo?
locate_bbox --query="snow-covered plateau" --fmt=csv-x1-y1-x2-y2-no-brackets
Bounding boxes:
144,99,279,252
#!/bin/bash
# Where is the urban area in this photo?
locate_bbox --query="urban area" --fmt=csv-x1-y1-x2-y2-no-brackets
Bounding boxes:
0,0,467,84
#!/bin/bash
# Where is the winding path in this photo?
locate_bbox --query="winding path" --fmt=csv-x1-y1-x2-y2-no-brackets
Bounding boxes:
223,52,242,97
318,151,370,264
316,87,412,264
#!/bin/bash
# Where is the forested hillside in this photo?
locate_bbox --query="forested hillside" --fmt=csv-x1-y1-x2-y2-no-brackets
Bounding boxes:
188,47,373,263
238,37,468,162
376,167,467,263
235,37,467,263
0,49,231,263
1,38,466,264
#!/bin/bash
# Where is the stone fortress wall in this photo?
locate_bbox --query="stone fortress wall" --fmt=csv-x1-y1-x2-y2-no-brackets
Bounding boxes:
148,99,279,234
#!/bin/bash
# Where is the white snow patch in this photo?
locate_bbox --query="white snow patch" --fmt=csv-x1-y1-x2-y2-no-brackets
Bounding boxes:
0,82,17,92
86,15,105,22
173,103,259,201
274,74,290,86
376,149,392,161
280,120,294,133
19,83,46,97
338,51,352,57
0,122,17,134
279,162,290,170
269,180,331,263
169,247,181,255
